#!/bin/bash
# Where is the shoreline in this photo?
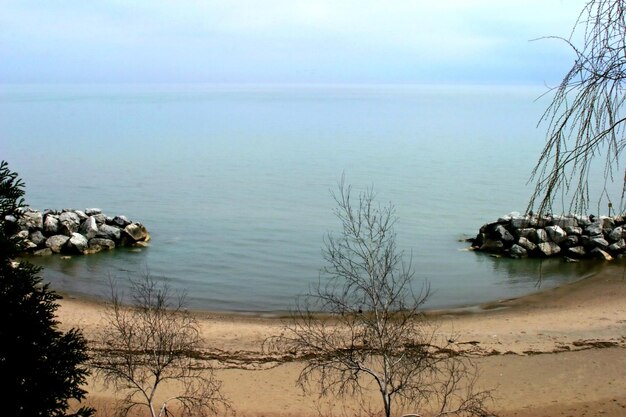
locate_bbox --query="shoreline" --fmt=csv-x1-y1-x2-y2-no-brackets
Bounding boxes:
57,263,626,417
56,258,619,319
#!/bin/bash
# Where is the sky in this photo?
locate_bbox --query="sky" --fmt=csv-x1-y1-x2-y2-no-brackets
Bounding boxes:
0,0,587,85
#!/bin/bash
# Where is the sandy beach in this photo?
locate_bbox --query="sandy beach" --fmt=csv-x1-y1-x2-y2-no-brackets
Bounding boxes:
57,263,626,417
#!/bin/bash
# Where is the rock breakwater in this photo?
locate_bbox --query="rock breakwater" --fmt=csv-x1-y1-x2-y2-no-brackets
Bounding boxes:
470,212,626,261
6,207,150,256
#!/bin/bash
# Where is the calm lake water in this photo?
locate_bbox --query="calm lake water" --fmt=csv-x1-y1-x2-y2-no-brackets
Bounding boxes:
1,84,612,312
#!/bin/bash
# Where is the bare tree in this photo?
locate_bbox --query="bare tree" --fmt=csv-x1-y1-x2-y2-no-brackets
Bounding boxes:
269,180,495,417
530,0,626,215
93,274,228,417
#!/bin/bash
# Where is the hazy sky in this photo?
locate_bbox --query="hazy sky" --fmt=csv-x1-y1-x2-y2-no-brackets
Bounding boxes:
1,0,586,85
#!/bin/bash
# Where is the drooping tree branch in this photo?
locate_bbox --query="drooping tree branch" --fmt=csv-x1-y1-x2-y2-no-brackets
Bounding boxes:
529,0,626,215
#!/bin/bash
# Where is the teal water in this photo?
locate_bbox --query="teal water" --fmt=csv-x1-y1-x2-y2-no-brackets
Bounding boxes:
0,84,610,312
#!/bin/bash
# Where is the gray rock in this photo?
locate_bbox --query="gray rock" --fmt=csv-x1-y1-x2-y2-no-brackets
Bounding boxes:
567,246,586,258
529,216,548,228
33,248,53,256
564,226,582,236
600,216,615,229
123,223,149,241
585,222,603,236
546,225,568,244
495,225,514,242
88,238,116,251
517,237,537,252
608,227,624,242
45,235,70,253
552,215,578,228
43,214,59,235
96,224,121,241
68,233,89,252
29,230,47,246
16,230,29,240
79,216,99,239
92,213,107,225
533,228,549,243
59,211,81,236
5,214,17,223
23,239,38,250
608,239,626,253
510,215,530,229
509,244,528,258
480,239,504,252
563,235,579,247
17,210,43,230
84,208,102,215
589,236,610,250
575,215,592,227
112,215,131,227
590,247,613,261
537,242,561,256
516,228,536,239
74,210,88,221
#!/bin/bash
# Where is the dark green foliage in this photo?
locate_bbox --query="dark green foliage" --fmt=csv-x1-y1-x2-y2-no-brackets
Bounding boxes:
0,161,94,417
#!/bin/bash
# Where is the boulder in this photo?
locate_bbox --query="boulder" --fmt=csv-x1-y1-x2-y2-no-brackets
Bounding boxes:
608,239,626,253
590,247,613,261
88,238,116,251
92,213,107,225
79,216,99,239
589,236,610,250
546,225,567,244
4,214,17,224
608,227,624,242
493,225,514,243
74,210,88,221
33,248,53,256
537,242,561,257
564,226,582,236
575,215,592,227
29,230,47,246
96,224,121,241
585,222,603,236
123,223,149,242
84,208,102,215
509,244,528,258
516,228,535,239
480,239,504,252
112,215,131,227
45,235,70,253
529,215,549,228
16,230,29,240
533,228,549,244
43,214,59,235
552,215,578,228
68,233,89,253
563,235,579,247
510,215,530,229
23,239,38,251
17,210,43,230
517,237,537,252
59,211,81,235
567,246,586,258
600,216,615,229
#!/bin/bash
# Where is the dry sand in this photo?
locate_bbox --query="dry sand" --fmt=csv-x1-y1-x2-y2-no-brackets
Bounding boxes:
57,263,626,417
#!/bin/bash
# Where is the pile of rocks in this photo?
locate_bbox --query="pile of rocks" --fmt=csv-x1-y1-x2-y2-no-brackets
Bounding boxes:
470,212,626,261
6,207,150,256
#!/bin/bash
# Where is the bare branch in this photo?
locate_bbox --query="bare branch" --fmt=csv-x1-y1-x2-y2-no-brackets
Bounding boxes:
268,180,495,417
92,273,229,417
